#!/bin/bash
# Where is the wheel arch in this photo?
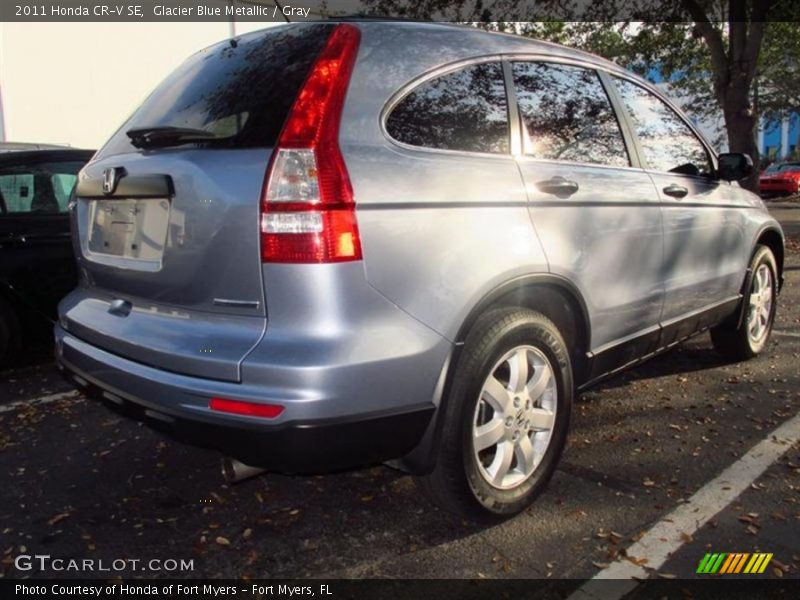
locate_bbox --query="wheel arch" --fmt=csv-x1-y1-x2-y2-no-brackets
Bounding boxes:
728,227,784,332
756,227,784,291
397,274,591,474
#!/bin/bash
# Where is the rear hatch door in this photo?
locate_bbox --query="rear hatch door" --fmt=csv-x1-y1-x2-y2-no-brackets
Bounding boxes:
63,23,335,382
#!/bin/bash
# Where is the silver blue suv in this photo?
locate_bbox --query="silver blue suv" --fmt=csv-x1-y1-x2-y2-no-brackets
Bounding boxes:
56,22,784,518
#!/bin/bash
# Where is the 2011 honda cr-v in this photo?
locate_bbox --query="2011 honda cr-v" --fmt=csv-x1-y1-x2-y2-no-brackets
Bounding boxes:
57,21,784,518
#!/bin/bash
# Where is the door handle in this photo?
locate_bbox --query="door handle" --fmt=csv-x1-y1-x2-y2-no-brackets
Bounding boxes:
662,184,689,199
108,299,132,317
535,176,579,198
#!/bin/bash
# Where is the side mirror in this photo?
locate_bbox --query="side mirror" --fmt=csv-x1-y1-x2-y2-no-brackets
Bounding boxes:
717,153,753,181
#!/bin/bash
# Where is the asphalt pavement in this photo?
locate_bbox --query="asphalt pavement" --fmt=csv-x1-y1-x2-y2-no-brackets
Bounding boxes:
0,204,798,588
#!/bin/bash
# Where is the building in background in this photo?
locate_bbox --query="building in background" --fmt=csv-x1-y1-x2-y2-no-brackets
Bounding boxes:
759,114,799,163
651,69,799,164
0,19,278,149
0,85,5,142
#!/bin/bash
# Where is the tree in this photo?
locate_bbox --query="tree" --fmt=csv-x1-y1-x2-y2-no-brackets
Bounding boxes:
360,0,800,192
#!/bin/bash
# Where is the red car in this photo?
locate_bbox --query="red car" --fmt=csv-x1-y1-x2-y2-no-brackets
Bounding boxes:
759,161,800,197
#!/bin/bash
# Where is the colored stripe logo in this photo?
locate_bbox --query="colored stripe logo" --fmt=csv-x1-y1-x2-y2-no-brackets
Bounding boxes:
696,553,773,574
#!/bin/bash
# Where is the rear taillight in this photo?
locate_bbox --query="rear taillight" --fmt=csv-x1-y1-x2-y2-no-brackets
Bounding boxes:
260,24,362,263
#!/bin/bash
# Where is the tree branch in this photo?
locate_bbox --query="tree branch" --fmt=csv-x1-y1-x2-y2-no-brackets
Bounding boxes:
681,0,728,87
743,0,775,85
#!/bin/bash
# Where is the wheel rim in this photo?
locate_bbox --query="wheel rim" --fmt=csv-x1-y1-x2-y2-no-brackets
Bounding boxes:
472,345,557,490
747,264,774,345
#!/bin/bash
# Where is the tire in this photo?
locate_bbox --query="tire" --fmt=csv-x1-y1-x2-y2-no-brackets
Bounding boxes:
415,307,573,520
0,296,22,370
711,245,778,361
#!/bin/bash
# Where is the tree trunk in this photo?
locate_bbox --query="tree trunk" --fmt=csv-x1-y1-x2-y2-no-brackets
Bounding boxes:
680,1,768,194
720,84,760,193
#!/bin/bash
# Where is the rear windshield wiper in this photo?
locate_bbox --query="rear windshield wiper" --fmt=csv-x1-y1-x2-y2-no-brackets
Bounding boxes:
126,126,224,149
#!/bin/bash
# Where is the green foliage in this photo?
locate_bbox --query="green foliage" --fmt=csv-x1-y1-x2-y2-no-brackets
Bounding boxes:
359,0,800,168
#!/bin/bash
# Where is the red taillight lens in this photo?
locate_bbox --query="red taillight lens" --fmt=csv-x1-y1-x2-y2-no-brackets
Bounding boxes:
261,24,362,263
209,397,284,419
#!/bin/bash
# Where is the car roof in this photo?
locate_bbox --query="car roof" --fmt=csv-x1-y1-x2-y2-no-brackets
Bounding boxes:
0,142,75,152
227,21,632,79
0,147,95,164
347,20,624,71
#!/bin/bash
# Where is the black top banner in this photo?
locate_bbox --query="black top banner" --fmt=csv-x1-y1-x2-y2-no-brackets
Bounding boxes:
2,0,799,23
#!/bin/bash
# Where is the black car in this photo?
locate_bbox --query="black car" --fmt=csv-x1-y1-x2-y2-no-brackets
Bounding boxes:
0,144,94,366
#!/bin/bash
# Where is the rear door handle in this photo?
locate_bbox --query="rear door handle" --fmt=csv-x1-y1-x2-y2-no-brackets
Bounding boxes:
662,184,689,199
535,176,580,198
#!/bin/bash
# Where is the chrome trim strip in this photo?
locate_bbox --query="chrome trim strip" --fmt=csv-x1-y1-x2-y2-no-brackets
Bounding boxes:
213,299,261,309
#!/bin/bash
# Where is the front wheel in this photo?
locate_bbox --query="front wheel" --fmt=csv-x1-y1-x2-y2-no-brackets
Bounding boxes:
415,308,572,520
711,245,778,360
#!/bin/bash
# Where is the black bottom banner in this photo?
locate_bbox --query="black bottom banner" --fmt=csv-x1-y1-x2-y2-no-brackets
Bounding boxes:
2,579,797,600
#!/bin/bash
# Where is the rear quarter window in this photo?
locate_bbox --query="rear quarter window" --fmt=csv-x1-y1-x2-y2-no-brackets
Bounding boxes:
385,62,510,154
97,23,334,158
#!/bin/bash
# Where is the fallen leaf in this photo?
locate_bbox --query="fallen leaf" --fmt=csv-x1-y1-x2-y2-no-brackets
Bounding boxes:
47,513,71,526
772,559,789,573
738,514,757,524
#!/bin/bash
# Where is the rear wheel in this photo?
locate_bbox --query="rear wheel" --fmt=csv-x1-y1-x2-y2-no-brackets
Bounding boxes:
711,245,778,360
415,308,572,520
0,296,21,369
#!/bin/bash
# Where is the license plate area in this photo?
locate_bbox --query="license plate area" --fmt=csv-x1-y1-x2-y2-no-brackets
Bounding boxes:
87,198,170,270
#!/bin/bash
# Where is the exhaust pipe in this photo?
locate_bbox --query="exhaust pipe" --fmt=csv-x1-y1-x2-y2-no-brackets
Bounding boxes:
221,457,266,484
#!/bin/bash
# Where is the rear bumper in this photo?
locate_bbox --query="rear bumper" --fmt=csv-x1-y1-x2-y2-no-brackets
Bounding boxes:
55,326,437,473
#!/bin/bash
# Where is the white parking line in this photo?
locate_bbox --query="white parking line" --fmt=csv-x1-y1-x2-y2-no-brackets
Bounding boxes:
773,330,800,339
0,390,82,414
570,411,800,600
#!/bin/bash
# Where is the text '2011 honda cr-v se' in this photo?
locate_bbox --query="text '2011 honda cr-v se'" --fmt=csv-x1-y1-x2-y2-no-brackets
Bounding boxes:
57,21,784,518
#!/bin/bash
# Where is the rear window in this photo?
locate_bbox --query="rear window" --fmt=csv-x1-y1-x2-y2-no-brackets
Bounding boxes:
98,23,334,158
0,161,84,214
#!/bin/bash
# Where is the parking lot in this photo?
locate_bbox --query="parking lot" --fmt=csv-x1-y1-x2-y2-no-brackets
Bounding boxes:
1,204,798,586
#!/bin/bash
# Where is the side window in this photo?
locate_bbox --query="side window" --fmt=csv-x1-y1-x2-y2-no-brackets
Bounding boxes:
52,174,79,212
0,161,83,215
613,77,712,176
0,173,35,213
386,62,509,154
512,62,630,168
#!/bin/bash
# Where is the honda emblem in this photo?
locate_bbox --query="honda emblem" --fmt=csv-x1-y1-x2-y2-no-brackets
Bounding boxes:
102,167,120,195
